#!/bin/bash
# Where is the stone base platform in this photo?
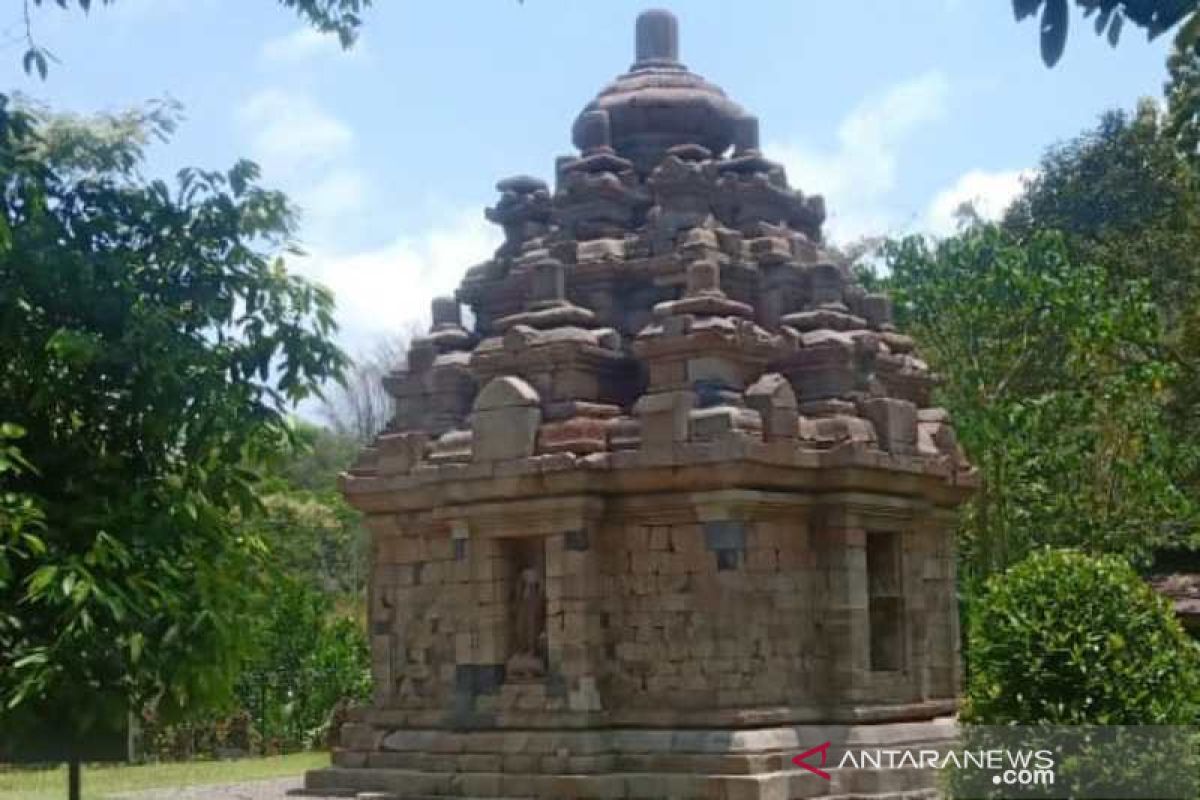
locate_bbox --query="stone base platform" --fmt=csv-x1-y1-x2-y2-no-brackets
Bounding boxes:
304,717,955,799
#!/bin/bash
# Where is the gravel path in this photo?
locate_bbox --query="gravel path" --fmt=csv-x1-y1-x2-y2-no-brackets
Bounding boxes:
110,776,349,800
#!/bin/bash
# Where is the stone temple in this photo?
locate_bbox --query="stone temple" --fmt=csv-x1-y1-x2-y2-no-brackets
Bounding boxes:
307,9,976,799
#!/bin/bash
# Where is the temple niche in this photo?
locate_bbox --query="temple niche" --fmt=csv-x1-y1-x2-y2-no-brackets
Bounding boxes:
307,9,976,800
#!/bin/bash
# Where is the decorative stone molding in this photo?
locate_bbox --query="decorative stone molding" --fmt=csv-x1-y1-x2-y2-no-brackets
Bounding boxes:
311,9,976,799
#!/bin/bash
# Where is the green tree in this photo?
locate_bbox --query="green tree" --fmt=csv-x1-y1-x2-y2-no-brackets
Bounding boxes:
278,420,361,493
1005,103,1200,309
246,422,367,598
235,576,369,751
134,422,368,758
0,95,346,751
872,108,1200,749
1168,34,1200,158
18,0,372,78
882,224,1195,586
0,426,45,639
1004,102,1200,485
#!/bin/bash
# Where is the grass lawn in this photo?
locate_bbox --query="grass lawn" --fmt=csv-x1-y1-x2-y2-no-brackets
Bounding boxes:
0,751,329,800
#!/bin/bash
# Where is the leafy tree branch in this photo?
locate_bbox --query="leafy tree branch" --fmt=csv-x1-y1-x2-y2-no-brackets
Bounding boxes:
17,0,372,78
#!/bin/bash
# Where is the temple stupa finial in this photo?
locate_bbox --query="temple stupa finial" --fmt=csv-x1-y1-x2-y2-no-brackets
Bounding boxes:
635,9,679,65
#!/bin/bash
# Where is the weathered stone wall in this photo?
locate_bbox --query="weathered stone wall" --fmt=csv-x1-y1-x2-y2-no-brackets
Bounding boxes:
309,9,974,796
363,494,958,730
595,517,821,714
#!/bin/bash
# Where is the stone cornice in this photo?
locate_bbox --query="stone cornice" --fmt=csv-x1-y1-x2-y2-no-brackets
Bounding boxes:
342,444,977,515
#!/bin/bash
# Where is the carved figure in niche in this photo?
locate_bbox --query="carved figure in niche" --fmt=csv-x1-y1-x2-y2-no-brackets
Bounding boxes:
507,561,547,679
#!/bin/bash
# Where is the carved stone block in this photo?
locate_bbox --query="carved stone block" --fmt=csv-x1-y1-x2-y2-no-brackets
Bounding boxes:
471,376,542,462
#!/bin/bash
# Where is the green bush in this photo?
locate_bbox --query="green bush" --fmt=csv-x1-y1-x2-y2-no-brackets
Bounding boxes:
139,708,261,761
966,548,1200,724
235,577,370,752
136,578,370,759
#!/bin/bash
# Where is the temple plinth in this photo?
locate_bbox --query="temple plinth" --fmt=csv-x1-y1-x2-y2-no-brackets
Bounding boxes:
307,9,976,799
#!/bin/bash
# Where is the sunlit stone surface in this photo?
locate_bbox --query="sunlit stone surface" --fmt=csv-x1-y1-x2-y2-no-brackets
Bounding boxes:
307,10,977,799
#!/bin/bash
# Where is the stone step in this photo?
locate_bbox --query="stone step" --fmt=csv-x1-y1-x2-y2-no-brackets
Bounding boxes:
306,764,938,799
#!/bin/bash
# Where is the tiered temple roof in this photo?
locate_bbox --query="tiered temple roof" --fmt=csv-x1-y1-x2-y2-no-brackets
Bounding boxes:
348,7,973,498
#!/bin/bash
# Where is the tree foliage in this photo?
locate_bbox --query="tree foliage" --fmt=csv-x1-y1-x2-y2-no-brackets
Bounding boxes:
135,421,369,758
233,575,370,751
244,422,367,597
960,548,1200,797
884,226,1194,586
1005,103,1200,458
217,423,370,753
966,548,1200,724
1006,103,1200,300
0,95,346,746
1011,1,1200,159
18,0,372,78
873,103,1200,587
1167,35,1200,159
0,426,45,633
1013,1,1200,66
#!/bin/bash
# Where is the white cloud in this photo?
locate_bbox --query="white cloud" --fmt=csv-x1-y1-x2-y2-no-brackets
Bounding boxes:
293,167,370,236
770,71,951,242
926,168,1034,235
232,86,496,422
236,87,372,243
292,211,502,351
237,89,353,172
259,27,349,65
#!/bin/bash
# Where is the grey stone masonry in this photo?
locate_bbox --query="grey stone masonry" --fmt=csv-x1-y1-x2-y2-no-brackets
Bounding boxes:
308,8,976,799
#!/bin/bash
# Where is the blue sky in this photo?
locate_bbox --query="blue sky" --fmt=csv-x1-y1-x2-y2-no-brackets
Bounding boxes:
2,0,1174,352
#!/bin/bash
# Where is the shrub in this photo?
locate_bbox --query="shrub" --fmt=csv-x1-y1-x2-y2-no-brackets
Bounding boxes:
235,577,370,752
966,548,1200,724
135,578,370,760
139,708,261,761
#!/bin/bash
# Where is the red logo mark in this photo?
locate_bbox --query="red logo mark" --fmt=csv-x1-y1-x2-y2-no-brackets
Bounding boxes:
792,741,832,780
